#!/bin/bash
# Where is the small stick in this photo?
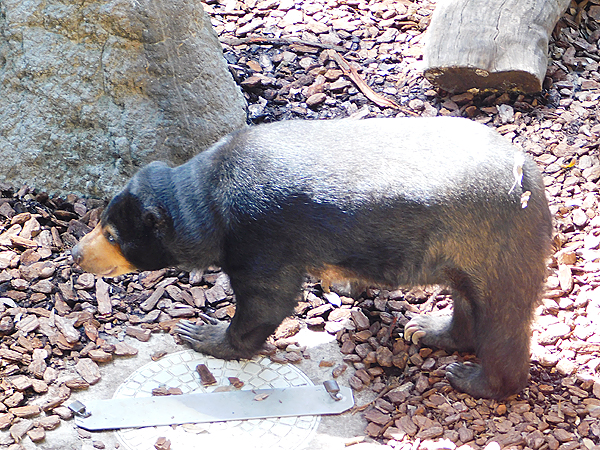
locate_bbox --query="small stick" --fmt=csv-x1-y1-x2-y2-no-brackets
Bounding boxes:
378,412,403,437
328,50,417,114
381,315,399,346
351,378,401,413
220,36,346,52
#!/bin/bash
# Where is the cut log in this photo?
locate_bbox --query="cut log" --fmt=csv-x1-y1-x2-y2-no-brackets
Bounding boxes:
423,0,570,94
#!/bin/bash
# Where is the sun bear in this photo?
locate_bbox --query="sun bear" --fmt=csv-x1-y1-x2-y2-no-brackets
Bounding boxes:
71,117,552,400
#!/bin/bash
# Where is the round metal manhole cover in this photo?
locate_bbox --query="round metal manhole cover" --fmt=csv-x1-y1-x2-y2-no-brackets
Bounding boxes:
113,350,320,450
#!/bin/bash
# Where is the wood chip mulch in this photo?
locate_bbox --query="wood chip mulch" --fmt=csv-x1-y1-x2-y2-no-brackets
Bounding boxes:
1,0,600,449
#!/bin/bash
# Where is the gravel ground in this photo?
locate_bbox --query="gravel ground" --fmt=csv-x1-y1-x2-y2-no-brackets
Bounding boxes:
1,0,600,449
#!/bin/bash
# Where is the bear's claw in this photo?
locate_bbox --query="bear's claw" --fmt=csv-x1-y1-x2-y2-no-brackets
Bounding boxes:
175,319,204,343
403,321,427,344
175,319,226,351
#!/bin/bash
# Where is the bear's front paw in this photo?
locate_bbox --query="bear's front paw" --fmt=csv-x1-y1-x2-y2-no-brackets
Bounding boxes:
403,314,474,353
404,314,453,346
175,319,252,360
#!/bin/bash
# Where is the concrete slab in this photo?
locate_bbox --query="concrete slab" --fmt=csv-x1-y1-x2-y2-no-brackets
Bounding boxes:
10,328,381,450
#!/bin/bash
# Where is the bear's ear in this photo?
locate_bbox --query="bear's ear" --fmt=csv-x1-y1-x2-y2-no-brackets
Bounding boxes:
142,206,168,230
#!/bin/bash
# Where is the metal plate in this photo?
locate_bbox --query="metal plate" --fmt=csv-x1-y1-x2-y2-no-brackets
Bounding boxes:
75,384,353,430
81,350,352,450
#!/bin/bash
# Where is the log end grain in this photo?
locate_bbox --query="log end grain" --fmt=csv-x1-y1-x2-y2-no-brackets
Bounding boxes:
424,66,542,94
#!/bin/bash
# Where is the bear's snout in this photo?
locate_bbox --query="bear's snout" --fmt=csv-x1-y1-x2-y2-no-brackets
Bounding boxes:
71,223,138,277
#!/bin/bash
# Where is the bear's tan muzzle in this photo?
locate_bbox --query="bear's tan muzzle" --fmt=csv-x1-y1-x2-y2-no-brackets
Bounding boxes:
71,224,138,277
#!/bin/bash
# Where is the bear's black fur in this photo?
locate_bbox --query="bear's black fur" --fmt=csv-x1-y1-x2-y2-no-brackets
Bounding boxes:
72,117,552,400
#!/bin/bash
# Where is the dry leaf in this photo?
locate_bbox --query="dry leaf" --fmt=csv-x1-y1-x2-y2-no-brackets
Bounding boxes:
520,191,531,208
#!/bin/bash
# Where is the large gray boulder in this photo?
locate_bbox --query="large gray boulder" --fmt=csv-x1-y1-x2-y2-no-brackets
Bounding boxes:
0,0,247,198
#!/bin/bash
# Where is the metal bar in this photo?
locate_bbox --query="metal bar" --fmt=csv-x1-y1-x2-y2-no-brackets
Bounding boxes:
74,384,354,431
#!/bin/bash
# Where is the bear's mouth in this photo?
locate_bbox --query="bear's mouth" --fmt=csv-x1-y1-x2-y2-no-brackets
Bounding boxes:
96,263,138,278
100,266,125,277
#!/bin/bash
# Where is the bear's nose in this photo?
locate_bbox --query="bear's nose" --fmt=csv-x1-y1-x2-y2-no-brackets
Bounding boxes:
71,244,83,265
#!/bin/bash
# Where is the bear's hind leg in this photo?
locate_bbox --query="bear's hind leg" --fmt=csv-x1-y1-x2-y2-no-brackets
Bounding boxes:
404,266,536,399
445,301,532,399
444,267,539,399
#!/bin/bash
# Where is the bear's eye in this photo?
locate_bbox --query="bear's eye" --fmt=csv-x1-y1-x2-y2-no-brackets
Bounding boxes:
105,232,117,245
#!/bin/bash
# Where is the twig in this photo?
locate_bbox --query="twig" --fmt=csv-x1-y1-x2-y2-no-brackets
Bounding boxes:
378,412,404,437
350,378,401,413
328,50,417,114
220,36,346,52
344,436,366,447
385,316,398,344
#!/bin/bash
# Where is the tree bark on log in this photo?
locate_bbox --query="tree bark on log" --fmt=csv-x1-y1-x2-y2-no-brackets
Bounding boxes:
423,0,571,94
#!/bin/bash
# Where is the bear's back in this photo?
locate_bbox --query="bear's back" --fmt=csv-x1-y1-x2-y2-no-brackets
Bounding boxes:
205,117,535,209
